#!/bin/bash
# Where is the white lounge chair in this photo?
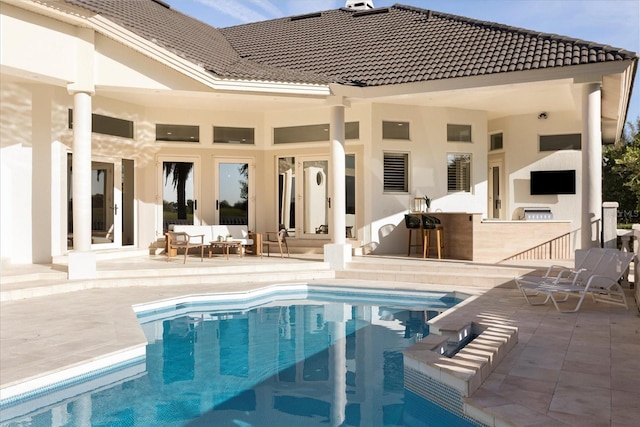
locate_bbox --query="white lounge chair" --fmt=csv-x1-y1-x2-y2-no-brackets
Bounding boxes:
515,248,615,305
533,251,634,313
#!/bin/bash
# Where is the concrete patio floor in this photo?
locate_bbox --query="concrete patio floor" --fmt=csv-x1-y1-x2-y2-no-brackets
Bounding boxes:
1,252,638,426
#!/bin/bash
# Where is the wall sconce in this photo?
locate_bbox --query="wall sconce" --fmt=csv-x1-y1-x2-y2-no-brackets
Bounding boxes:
537,112,548,120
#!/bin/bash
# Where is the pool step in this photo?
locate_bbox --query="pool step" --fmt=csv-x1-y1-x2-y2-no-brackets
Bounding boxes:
339,258,542,288
0,261,334,302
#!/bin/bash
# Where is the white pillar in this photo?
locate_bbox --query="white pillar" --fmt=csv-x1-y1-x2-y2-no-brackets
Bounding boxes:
581,82,602,249
32,87,53,263
324,103,352,269
68,90,96,279
330,106,346,245
602,202,619,249
328,316,346,427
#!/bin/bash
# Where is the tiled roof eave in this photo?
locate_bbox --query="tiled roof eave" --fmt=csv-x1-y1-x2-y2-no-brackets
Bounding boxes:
331,58,637,98
86,13,331,96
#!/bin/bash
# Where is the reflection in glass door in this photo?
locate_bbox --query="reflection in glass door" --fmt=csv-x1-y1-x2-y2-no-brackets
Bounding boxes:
67,156,123,248
278,155,355,239
215,159,251,225
488,159,503,219
278,157,296,236
91,162,115,244
302,158,329,237
161,160,197,232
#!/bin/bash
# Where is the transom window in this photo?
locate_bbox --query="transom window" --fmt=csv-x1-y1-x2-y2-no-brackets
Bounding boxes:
447,153,471,193
382,121,410,140
68,110,134,139
156,124,199,142
383,152,409,193
490,133,503,151
214,126,254,144
539,134,581,151
274,122,359,144
447,124,472,142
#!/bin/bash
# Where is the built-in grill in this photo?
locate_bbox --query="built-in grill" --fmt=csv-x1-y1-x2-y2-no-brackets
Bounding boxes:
523,208,553,220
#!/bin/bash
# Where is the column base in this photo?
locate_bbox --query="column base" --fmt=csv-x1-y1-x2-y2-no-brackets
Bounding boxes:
68,250,97,280
323,243,352,271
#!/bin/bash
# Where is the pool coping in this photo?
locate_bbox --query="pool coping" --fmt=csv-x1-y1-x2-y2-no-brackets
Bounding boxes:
1,282,471,416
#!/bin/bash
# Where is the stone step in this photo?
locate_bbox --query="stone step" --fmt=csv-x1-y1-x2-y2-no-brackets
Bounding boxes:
339,258,543,288
1,262,334,302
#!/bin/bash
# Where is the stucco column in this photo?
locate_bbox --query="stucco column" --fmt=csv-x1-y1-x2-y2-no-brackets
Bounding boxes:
32,87,53,263
602,202,619,249
68,90,96,279
581,82,602,249
324,102,352,269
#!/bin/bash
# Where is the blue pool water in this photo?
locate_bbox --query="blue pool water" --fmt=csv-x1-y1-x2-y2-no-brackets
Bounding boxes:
1,286,483,427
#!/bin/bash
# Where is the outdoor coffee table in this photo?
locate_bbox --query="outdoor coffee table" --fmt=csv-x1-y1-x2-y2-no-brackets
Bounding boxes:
208,240,243,260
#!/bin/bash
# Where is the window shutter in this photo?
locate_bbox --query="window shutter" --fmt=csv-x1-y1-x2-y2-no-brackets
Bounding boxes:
447,154,471,192
384,152,408,192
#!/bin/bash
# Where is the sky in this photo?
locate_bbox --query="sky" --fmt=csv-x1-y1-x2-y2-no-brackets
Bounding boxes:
164,0,640,132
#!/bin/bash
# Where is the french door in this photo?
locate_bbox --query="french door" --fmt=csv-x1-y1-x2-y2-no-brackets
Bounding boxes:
214,157,254,226
488,158,504,219
158,156,200,234
301,156,330,238
67,156,134,249
278,155,355,239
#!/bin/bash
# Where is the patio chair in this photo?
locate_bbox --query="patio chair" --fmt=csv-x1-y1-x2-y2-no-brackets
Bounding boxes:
525,251,634,312
166,231,205,264
515,248,615,305
262,228,290,258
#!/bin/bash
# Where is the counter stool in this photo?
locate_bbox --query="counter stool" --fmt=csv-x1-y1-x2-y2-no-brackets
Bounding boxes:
404,214,423,256
421,215,444,259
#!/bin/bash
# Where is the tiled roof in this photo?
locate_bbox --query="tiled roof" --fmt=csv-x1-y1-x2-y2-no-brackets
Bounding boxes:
63,0,330,84
64,1,636,87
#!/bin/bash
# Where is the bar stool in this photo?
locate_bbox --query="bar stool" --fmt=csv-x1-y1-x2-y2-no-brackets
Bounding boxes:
421,214,444,259
404,214,423,256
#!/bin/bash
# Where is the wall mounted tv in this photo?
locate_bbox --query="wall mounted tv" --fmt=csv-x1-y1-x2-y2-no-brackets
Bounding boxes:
530,170,576,195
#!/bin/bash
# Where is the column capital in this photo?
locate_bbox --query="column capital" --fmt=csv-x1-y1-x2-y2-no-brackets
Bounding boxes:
67,83,95,96
574,76,603,86
326,95,350,108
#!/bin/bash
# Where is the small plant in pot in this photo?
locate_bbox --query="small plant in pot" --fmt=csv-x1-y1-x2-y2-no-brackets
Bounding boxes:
424,196,431,212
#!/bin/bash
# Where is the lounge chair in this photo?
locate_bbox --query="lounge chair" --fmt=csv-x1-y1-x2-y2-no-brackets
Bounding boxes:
166,231,205,264
527,251,634,312
515,248,615,305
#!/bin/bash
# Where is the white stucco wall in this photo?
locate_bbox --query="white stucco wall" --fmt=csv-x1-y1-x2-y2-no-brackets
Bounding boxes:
490,111,582,230
368,104,489,253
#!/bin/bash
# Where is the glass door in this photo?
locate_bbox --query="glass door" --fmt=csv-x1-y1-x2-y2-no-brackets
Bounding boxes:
214,158,253,226
278,155,355,239
66,156,123,248
488,158,503,219
158,157,200,234
301,157,330,238
278,157,296,236
91,161,119,247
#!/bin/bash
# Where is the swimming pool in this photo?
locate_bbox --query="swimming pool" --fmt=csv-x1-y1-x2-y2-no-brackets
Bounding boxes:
1,285,483,426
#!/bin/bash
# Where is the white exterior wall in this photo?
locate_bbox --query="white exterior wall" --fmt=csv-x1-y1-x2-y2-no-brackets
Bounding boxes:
368,104,488,253
491,112,582,246
2,2,627,264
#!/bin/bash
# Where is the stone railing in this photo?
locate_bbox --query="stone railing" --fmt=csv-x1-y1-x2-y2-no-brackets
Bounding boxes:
633,225,640,303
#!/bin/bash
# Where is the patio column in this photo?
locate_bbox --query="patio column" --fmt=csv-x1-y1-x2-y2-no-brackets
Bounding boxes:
68,89,96,279
581,82,602,249
324,99,352,270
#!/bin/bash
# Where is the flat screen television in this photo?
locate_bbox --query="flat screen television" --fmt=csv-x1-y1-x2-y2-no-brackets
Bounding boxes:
530,170,576,195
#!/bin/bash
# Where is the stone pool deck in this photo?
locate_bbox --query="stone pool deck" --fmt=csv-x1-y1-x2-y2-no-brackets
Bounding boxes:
1,252,638,426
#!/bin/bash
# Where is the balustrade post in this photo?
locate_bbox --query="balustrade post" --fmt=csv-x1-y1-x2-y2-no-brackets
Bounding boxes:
602,202,618,249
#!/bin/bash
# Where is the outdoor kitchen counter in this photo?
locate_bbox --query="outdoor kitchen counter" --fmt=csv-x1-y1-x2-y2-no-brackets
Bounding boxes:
422,212,571,262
